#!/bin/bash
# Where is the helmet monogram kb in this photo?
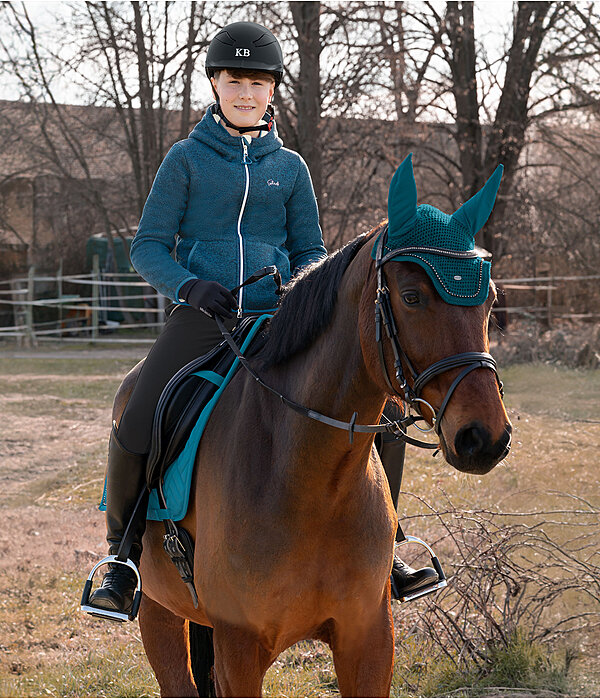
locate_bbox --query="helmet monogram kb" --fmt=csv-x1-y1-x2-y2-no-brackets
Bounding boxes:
206,21,284,86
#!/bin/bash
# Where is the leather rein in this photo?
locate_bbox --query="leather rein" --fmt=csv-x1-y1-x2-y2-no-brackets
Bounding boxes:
216,230,503,449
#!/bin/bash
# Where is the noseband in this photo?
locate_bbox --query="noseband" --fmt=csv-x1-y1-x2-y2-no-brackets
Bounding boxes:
374,227,503,438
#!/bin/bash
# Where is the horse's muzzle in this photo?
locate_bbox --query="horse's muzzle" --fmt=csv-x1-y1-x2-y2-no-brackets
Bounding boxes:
444,422,512,474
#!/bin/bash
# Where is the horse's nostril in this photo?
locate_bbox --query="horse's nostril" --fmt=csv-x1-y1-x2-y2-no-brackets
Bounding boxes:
455,422,488,457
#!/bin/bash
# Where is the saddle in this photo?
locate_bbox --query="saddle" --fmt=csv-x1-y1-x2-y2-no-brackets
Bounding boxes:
146,314,263,491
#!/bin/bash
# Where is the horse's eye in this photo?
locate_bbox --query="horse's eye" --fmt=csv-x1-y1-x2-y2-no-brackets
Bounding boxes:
402,292,420,305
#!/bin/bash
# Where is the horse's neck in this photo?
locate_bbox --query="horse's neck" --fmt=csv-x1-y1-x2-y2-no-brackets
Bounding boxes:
263,245,386,492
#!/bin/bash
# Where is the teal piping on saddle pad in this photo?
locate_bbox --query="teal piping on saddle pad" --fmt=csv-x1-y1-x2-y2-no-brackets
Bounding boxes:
99,314,272,521
192,370,225,387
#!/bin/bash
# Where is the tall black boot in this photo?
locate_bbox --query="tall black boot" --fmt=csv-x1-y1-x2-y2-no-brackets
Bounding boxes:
88,426,148,614
376,429,438,600
376,432,405,512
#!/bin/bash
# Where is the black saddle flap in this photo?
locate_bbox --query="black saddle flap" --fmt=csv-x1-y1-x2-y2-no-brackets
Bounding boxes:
146,315,261,491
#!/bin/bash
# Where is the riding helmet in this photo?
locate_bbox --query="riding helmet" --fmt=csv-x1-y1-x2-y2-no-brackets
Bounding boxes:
205,21,284,86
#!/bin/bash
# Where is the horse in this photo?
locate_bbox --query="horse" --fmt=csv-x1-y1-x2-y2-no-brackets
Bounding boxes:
109,207,511,695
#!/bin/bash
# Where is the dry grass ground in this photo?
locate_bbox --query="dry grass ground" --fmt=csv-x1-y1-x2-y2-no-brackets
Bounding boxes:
0,344,598,697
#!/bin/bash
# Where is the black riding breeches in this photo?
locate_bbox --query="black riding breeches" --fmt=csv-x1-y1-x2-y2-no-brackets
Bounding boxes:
117,305,237,454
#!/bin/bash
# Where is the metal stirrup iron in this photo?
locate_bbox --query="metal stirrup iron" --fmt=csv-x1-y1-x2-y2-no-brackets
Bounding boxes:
80,556,143,622
393,522,447,603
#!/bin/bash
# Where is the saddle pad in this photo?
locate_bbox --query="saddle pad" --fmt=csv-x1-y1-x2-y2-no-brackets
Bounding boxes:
146,313,271,521
99,314,271,522
146,314,264,490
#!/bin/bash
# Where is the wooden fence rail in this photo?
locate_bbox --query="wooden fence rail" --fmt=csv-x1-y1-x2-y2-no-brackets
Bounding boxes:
0,257,166,347
0,267,598,347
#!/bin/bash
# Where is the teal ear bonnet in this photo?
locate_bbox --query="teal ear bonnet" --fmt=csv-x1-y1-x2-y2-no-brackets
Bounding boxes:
372,153,503,306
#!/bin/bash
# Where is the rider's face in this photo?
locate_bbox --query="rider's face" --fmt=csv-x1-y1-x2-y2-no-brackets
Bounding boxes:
211,70,275,132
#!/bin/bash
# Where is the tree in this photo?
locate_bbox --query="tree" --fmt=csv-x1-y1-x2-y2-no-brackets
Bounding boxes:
289,2,322,202
0,1,229,273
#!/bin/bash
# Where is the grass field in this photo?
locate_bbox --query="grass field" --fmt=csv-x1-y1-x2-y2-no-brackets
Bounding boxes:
0,345,598,697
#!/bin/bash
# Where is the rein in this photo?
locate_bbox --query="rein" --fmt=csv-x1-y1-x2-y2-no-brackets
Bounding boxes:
216,232,503,448
214,314,431,447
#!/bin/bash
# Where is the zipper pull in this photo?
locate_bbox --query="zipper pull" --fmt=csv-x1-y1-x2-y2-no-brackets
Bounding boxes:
241,139,249,164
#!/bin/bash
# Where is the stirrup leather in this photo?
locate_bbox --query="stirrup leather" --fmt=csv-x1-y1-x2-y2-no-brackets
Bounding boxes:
80,555,142,622
393,534,447,602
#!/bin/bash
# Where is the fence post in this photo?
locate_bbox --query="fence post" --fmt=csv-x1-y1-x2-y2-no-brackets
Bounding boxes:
57,259,63,336
547,278,553,328
156,291,166,335
26,266,37,347
92,254,100,341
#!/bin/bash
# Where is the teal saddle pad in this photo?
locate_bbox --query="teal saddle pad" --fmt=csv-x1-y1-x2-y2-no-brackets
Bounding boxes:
99,314,271,522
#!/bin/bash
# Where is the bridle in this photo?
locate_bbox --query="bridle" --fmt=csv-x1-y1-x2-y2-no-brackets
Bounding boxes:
374,226,503,441
215,230,503,449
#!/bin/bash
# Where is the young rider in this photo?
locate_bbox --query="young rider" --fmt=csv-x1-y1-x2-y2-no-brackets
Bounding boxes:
86,21,436,618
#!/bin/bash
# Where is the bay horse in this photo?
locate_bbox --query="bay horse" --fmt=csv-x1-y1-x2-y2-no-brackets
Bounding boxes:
110,218,511,696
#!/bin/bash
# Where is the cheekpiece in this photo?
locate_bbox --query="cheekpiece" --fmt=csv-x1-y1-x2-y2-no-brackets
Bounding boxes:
373,153,503,306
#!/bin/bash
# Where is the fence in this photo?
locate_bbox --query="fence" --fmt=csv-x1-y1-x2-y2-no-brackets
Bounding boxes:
0,266,598,347
0,256,166,347
495,274,600,327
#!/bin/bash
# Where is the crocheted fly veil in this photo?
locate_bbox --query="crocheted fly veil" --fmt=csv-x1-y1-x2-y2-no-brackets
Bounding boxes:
374,153,503,306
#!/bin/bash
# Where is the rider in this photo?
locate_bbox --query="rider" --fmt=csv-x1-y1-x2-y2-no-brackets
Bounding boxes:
86,21,436,617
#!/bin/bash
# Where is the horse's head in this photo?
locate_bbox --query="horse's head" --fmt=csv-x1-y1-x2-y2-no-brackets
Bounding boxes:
360,154,511,474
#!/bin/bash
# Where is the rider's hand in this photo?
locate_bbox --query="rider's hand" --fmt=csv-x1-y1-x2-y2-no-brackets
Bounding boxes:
179,279,237,319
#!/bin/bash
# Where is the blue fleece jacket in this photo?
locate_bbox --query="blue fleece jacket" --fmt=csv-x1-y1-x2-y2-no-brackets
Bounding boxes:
130,107,327,312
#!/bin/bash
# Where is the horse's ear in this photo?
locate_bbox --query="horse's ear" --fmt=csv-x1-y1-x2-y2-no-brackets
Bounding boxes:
388,153,418,235
451,165,504,235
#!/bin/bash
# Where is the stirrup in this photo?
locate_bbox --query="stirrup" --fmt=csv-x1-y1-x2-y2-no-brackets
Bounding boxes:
80,555,142,622
393,535,447,602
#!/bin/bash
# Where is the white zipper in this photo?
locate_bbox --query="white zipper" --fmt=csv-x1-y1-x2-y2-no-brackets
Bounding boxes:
236,139,250,317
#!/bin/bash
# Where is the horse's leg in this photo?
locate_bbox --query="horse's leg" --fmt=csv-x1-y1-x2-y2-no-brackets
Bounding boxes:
331,596,395,697
138,594,199,698
211,622,274,698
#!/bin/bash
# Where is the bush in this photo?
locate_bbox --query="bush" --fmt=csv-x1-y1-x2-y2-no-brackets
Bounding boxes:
392,490,599,696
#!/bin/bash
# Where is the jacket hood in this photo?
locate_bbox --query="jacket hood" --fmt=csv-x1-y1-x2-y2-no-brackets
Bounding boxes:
188,105,283,161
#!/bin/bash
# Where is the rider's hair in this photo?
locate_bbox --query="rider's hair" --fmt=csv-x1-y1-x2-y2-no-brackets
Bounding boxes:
212,68,277,84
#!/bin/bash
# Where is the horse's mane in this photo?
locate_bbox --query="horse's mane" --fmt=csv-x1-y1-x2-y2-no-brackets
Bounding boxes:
250,229,378,369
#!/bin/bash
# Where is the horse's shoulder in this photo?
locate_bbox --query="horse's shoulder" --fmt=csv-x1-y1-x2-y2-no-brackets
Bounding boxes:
112,358,146,425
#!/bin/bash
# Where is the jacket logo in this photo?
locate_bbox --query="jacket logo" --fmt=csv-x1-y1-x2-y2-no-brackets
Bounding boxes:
235,48,251,57
267,179,280,187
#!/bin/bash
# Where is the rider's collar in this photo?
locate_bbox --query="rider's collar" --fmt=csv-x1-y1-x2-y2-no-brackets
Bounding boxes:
212,104,270,143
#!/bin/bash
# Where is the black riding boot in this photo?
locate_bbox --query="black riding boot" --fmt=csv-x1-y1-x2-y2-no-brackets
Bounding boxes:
376,431,439,600
88,426,148,614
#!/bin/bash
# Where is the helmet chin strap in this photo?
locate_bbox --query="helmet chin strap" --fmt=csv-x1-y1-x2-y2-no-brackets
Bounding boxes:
213,102,275,134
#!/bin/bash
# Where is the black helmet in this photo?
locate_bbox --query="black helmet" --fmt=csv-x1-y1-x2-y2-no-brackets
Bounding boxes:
205,21,283,86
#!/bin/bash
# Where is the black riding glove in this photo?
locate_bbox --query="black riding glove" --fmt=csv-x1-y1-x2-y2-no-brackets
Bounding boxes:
179,279,237,319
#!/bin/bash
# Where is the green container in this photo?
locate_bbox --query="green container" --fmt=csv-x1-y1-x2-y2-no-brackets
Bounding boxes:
86,234,143,322
86,234,134,273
